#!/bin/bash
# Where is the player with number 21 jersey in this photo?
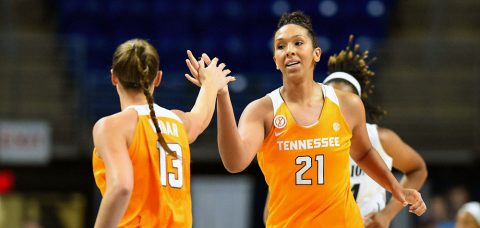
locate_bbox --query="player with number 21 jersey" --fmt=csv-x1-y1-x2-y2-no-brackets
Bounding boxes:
258,85,363,227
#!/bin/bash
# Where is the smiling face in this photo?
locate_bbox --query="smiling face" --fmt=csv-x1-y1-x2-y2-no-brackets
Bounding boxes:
273,24,321,80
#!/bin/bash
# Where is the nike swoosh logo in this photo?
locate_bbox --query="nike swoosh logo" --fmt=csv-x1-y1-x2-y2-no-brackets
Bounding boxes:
274,130,287,137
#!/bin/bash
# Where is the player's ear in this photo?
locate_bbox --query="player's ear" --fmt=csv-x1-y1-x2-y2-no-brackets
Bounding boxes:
273,56,279,70
111,69,119,86
153,70,162,87
313,47,321,63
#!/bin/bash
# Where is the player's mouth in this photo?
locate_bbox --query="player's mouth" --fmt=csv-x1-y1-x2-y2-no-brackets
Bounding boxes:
285,61,300,68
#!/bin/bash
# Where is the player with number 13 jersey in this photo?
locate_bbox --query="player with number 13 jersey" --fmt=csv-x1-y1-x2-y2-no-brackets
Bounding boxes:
93,104,192,227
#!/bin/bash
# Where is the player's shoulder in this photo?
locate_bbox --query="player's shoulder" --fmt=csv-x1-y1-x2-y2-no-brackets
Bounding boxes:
241,95,274,122
330,87,364,125
154,105,183,122
332,87,363,109
93,109,138,139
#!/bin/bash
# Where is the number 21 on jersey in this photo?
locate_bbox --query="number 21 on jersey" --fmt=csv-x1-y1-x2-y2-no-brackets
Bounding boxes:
157,142,183,188
296,154,324,185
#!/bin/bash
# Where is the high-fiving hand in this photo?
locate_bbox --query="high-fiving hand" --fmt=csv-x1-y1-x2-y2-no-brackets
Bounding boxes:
185,50,233,94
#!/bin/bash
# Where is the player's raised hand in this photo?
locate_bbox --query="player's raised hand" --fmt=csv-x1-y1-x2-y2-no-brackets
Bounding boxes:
185,50,232,94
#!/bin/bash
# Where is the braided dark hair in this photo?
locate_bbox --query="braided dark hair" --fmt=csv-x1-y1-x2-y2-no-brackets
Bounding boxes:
112,39,176,157
327,35,386,123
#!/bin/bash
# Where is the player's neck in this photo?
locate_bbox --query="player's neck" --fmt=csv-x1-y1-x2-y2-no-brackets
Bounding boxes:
281,80,321,104
116,84,155,110
119,92,149,110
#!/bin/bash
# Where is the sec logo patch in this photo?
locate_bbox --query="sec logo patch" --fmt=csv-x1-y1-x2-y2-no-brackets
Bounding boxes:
274,115,287,129
333,122,341,132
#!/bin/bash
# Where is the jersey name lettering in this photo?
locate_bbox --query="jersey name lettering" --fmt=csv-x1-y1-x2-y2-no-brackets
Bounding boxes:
149,119,179,137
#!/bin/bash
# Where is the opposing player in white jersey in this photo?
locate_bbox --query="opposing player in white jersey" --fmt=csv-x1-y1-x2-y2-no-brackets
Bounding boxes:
324,35,428,228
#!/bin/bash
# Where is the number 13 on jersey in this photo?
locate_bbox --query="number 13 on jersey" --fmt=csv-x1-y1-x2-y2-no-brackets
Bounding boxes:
296,154,324,185
157,142,183,188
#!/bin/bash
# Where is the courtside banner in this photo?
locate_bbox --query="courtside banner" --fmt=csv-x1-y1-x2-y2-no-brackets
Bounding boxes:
0,121,51,165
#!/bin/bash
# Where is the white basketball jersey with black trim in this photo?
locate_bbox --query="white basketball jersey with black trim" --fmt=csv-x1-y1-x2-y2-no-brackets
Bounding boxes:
350,123,393,216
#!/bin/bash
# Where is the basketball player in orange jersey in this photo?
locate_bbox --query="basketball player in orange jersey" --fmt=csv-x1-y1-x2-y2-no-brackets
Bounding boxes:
185,11,426,227
323,35,428,228
92,39,234,228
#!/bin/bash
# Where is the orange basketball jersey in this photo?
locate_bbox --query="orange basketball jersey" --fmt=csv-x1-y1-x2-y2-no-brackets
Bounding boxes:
93,104,192,228
258,85,363,228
